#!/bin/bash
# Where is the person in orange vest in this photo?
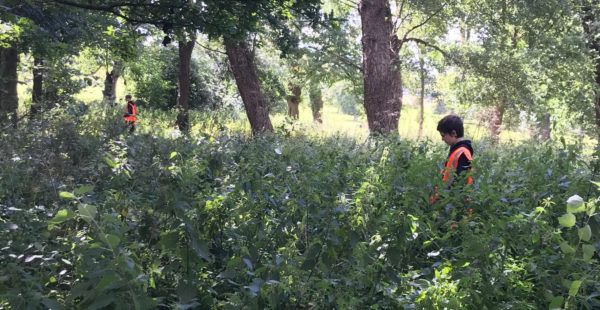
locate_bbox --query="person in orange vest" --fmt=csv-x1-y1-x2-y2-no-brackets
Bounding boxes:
430,114,474,202
123,94,136,133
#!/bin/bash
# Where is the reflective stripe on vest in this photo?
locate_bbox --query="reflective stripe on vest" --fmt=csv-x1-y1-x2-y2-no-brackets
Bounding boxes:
125,102,136,123
441,146,473,185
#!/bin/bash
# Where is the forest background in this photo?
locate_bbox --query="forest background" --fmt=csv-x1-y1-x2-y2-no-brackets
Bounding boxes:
1,0,600,309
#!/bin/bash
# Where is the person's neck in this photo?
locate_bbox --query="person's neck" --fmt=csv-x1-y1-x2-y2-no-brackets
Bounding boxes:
451,137,463,146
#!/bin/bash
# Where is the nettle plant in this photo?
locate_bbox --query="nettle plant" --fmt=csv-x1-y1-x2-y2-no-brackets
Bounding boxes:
550,190,599,309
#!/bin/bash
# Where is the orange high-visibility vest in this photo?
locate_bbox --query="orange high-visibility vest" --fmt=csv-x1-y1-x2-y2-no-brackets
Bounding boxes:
124,102,136,123
442,146,473,185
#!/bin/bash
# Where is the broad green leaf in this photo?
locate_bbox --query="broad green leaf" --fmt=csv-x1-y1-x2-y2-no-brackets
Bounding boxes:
591,181,600,189
558,213,576,228
301,242,322,270
560,241,575,254
78,204,98,222
569,280,582,296
41,298,64,310
586,201,596,216
88,296,115,310
49,209,75,224
567,195,584,213
190,238,211,261
97,275,119,291
578,225,591,242
549,296,563,309
74,185,94,195
583,244,595,261
59,191,75,199
105,234,120,248
170,151,178,159
104,156,118,168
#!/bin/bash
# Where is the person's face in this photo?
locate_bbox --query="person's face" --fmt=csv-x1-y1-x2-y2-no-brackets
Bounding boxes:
440,130,458,146
125,97,131,101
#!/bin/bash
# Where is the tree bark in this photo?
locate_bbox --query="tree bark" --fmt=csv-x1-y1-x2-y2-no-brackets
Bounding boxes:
287,83,301,120
224,38,273,135
30,57,43,118
0,44,19,127
418,48,425,138
309,84,323,124
359,0,402,134
102,61,123,106
540,112,551,141
176,37,195,132
489,102,505,144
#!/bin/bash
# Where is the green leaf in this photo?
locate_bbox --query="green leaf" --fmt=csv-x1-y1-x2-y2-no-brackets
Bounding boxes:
301,242,322,270
583,244,595,261
549,295,563,309
49,209,75,224
104,155,118,168
560,241,575,254
41,298,64,310
586,201,596,216
170,151,178,159
567,195,585,213
569,280,582,296
558,213,576,228
578,225,591,242
74,185,94,195
59,191,75,199
105,234,120,248
78,204,98,222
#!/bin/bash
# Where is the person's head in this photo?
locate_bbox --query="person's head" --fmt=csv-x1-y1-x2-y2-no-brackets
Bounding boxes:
125,94,132,101
437,114,464,145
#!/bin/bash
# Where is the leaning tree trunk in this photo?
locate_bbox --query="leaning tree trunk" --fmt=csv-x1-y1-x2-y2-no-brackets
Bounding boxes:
287,83,301,120
418,47,425,138
224,38,273,135
359,0,402,134
0,44,19,127
309,84,323,124
176,38,195,132
30,57,44,118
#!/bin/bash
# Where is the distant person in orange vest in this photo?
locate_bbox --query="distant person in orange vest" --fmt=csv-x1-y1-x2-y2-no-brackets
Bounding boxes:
430,114,474,203
123,94,136,133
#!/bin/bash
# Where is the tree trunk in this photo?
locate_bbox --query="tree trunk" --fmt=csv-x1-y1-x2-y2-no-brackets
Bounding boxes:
287,83,301,119
309,84,323,124
489,103,505,143
359,0,402,134
582,4,600,144
30,57,43,118
540,112,551,141
102,61,123,106
176,37,195,132
224,38,273,135
418,47,425,138
0,44,19,127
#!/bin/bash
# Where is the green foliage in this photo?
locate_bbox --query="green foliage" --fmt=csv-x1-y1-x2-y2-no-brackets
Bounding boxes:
127,44,223,111
1,106,600,309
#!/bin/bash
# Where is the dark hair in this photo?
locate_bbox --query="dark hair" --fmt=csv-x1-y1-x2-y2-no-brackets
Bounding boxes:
125,94,132,99
437,114,464,138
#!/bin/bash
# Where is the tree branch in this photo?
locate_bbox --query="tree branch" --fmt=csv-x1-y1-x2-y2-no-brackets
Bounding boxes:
401,4,445,41
403,37,448,57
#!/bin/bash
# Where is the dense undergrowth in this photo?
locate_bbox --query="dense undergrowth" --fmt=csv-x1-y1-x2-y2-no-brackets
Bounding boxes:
1,106,599,309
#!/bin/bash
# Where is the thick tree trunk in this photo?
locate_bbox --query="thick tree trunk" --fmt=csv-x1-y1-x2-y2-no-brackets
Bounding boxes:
309,84,323,124
287,83,301,119
102,61,123,106
418,48,425,138
224,38,273,135
359,0,402,134
489,103,505,143
0,44,19,127
30,57,43,118
176,38,195,132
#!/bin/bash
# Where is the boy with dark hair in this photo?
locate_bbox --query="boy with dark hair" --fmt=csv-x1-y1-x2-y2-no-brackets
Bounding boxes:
437,114,473,188
430,114,474,206
123,94,136,133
